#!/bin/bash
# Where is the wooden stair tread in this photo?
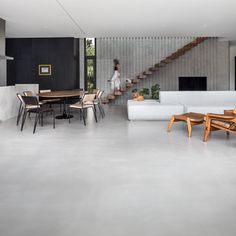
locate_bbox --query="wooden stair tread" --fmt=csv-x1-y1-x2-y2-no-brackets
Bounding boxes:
161,59,172,63
155,63,165,68
107,94,115,100
149,67,159,71
126,83,134,87
102,98,109,104
120,88,127,92
132,79,140,83
143,70,153,75
138,75,147,79
114,91,122,96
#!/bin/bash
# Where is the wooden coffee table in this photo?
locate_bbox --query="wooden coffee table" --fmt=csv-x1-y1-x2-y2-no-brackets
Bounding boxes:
167,112,205,137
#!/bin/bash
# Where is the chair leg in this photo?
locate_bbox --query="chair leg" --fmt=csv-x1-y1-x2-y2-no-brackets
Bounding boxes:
16,103,22,126
81,109,86,126
101,104,105,117
203,119,211,142
187,118,192,137
21,109,27,131
203,129,210,142
41,113,43,127
98,104,104,118
53,111,55,129
33,113,39,134
68,106,71,123
79,110,82,120
92,106,98,123
167,116,175,132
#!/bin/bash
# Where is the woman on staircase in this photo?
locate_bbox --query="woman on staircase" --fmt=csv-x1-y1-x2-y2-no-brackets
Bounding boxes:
110,59,121,94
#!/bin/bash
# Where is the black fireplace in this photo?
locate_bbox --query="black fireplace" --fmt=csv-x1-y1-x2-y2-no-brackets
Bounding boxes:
179,77,207,91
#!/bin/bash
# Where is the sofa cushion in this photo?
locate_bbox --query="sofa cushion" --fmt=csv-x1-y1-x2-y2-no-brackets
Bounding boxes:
160,91,236,106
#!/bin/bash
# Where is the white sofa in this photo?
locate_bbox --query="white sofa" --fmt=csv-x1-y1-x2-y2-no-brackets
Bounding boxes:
127,91,236,121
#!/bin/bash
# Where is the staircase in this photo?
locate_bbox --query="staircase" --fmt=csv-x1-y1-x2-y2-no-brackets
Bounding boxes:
102,37,207,104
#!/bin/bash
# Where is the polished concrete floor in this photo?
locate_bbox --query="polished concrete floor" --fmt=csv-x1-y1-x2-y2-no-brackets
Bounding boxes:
0,105,236,236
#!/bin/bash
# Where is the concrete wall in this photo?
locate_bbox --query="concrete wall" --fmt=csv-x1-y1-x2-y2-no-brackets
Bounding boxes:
0,18,6,86
96,37,230,105
79,38,85,89
230,41,236,90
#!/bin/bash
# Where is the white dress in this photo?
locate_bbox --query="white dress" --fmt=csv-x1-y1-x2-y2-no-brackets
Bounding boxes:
111,70,121,91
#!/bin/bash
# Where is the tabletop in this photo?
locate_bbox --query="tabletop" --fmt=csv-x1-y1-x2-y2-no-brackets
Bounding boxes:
38,90,85,98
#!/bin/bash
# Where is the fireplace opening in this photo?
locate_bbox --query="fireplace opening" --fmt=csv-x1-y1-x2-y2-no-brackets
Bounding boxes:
179,77,207,91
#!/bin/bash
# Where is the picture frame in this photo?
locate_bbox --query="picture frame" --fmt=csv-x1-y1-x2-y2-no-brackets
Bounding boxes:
38,64,52,76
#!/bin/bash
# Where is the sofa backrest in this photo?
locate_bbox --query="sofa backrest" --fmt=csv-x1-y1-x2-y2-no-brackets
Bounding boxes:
160,91,236,105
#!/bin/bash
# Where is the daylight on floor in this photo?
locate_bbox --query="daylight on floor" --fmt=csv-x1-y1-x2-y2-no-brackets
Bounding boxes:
0,0,236,235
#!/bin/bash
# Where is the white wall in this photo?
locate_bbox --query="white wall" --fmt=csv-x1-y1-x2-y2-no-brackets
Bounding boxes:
0,84,38,122
79,38,84,89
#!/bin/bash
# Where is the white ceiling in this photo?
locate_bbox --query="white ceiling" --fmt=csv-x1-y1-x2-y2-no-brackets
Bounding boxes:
0,0,236,39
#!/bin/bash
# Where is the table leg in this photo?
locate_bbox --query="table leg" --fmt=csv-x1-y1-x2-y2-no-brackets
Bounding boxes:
167,116,175,132
56,98,74,119
187,118,192,137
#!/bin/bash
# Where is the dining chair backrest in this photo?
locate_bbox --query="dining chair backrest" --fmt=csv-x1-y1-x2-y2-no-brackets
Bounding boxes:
23,91,34,96
96,89,101,97
40,89,51,93
21,96,39,107
98,90,104,100
16,93,24,103
82,94,96,103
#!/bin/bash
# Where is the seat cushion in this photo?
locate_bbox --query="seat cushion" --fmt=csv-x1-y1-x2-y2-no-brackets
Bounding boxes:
26,105,40,109
70,103,93,109
84,100,98,105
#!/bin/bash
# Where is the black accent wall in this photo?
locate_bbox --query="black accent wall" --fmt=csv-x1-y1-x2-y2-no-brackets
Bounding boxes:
6,37,80,90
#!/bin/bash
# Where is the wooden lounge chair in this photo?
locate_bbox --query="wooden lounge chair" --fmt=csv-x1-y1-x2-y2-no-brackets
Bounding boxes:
203,109,236,142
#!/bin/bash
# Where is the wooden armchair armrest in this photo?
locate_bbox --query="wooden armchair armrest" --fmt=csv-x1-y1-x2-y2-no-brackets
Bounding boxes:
206,113,235,120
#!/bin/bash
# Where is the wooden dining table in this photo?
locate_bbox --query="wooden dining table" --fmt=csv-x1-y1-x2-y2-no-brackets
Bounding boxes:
38,90,85,119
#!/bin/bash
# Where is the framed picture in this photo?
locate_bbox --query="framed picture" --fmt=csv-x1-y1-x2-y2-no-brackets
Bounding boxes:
38,64,52,76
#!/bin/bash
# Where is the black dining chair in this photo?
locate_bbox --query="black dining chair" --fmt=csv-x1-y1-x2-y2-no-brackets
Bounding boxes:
16,93,24,126
21,96,55,133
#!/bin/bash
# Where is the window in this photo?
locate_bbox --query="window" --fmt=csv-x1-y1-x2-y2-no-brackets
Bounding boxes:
84,38,96,93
